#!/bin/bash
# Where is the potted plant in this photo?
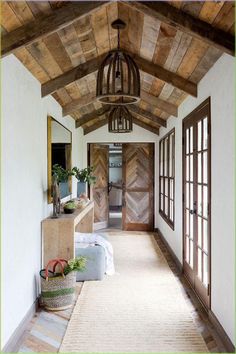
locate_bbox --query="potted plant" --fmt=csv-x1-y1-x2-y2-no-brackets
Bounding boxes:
52,164,74,199
40,257,87,311
72,166,96,197
63,200,76,214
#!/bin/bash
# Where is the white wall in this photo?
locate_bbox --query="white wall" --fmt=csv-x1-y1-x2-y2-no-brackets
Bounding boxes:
1,54,83,348
157,53,235,344
82,124,159,225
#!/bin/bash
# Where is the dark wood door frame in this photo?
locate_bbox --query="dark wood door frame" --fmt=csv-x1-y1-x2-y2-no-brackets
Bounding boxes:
182,97,211,310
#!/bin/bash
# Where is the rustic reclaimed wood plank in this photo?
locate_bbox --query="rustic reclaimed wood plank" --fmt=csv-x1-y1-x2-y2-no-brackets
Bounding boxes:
212,2,235,33
63,92,96,116
74,16,97,61
132,116,159,135
8,1,35,24
141,90,178,117
125,1,235,55
2,1,108,57
84,117,108,135
90,5,110,55
153,23,177,67
199,2,225,24
76,107,110,128
140,14,161,60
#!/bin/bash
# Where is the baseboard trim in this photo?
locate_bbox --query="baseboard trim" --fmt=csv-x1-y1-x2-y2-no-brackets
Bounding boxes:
155,228,183,272
155,228,235,353
2,297,39,353
209,310,235,353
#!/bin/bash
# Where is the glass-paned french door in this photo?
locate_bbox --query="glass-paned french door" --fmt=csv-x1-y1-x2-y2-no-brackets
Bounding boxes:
183,98,211,309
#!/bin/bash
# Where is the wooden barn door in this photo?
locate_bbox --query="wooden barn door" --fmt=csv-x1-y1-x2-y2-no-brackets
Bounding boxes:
90,144,109,230
122,143,154,231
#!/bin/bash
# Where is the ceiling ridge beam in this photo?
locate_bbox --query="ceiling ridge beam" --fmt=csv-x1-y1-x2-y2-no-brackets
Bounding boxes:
1,2,109,58
63,89,178,117
42,49,197,98
125,1,235,56
129,105,166,128
132,116,159,135
76,107,110,128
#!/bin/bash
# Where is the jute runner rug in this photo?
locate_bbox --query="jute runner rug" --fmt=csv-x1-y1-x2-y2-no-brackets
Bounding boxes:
60,233,208,353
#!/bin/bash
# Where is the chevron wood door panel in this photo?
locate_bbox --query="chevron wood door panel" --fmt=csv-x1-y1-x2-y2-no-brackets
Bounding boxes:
90,144,109,230
123,143,154,231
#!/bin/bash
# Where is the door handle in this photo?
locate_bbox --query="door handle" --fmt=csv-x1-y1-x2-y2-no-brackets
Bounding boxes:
190,209,197,215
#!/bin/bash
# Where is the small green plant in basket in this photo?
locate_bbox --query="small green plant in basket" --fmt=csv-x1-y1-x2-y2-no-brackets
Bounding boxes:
63,257,87,275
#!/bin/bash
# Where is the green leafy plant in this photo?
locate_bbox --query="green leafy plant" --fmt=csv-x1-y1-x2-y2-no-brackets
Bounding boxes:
52,164,74,183
64,201,76,209
72,166,96,185
63,257,87,275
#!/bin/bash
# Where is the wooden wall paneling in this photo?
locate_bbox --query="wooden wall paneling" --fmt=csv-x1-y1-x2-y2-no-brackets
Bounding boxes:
27,40,63,78
106,2,119,50
177,38,209,79
140,15,161,61
90,6,110,55
1,2,108,57
153,22,177,67
57,24,85,67
189,46,222,83
125,1,234,55
43,32,73,72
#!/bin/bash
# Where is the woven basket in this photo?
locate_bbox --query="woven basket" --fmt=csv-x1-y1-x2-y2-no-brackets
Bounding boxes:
40,259,76,311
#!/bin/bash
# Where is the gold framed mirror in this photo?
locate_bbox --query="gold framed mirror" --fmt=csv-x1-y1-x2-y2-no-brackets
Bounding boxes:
47,116,72,203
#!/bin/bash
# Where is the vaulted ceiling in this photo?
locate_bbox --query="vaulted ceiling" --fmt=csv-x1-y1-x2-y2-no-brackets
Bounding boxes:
1,1,235,135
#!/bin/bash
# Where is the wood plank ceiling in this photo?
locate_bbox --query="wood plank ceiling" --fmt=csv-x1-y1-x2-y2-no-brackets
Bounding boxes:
1,1,235,135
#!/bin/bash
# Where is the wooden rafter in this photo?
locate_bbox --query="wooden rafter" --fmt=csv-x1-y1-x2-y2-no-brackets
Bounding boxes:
41,49,197,98
76,107,110,128
132,117,159,135
129,105,166,127
76,104,166,129
83,117,108,135
1,2,108,57
125,1,235,56
64,90,177,117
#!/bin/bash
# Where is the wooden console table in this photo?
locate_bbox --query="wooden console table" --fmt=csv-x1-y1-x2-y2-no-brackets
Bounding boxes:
42,201,94,267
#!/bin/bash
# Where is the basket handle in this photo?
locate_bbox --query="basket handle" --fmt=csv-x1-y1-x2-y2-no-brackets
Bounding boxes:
45,258,68,281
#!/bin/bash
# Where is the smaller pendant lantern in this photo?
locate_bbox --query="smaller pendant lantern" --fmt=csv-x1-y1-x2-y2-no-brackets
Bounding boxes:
96,19,140,105
108,106,133,133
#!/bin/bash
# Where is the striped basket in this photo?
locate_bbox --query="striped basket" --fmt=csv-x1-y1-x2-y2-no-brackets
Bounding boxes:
40,259,76,311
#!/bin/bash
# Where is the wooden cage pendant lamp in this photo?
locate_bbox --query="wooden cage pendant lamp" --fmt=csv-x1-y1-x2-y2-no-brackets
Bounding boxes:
108,105,133,133
96,19,140,105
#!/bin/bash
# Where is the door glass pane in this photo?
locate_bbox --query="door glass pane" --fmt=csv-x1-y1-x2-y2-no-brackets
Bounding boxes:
165,197,168,215
160,141,163,175
164,138,168,176
190,240,193,268
186,129,189,154
170,201,173,221
161,177,163,194
190,214,193,240
203,186,208,218
203,219,208,253
170,179,173,199
190,155,193,181
190,183,193,210
198,153,202,183
203,118,208,150
198,217,202,247
186,156,189,181
198,185,202,216
169,136,172,176
198,120,202,151
185,237,189,263
198,249,202,279
186,209,189,236
160,194,163,211
186,183,189,209
203,254,208,286
203,152,207,184
165,178,168,197
190,126,193,153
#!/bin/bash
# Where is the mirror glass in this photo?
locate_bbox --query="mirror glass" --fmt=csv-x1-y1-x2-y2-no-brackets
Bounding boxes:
47,116,72,203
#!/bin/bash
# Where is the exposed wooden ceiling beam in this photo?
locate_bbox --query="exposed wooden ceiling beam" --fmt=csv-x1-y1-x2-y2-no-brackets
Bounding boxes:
1,2,108,57
63,89,177,117
125,1,235,56
129,105,166,127
132,117,159,135
42,49,197,98
83,117,108,135
76,107,110,128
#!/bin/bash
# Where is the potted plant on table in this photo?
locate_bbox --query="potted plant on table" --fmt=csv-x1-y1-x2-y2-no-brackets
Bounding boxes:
63,200,77,214
52,164,74,218
72,166,96,197
40,257,87,311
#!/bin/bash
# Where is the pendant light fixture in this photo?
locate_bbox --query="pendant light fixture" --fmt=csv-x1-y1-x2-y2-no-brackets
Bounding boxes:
108,105,133,133
96,19,140,105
